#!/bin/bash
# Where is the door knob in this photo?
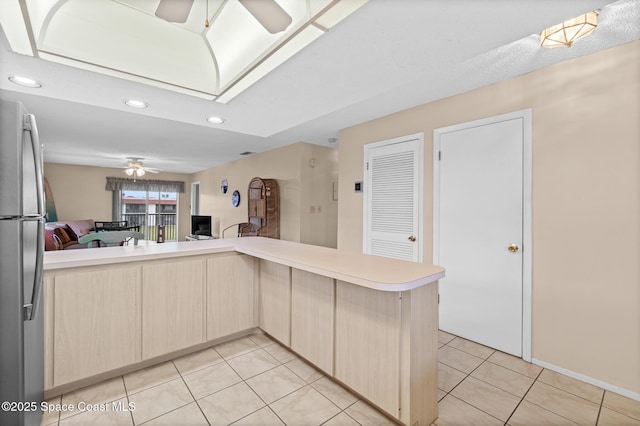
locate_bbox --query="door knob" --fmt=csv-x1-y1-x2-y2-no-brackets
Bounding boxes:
507,244,519,253
408,235,416,242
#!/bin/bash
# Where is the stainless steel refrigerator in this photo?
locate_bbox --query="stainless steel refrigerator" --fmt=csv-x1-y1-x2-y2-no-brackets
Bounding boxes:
0,98,44,426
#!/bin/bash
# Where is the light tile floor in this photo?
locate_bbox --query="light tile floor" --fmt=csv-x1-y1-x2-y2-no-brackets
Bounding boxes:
435,330,640,426
40,331,640,426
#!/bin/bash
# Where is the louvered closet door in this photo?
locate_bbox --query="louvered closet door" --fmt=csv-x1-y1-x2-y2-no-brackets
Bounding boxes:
364,134,423,262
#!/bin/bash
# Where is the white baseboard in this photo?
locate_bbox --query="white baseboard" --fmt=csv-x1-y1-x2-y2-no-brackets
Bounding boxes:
531,358,640,402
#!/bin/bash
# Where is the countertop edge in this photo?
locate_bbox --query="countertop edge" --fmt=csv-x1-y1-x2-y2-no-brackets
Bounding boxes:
44,238,444,291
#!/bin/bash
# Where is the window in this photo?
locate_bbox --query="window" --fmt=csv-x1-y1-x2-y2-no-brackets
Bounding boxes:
121,190,178,241
105,177,185,241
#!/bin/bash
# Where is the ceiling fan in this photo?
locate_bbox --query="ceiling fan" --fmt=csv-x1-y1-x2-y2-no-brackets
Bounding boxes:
123,158,160,180
155,0,292,33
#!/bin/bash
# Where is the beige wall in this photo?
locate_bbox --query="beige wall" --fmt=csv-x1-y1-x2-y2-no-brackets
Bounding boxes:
337,41,640,395
191,142,339,247
43,163,192,240
299,143,339,248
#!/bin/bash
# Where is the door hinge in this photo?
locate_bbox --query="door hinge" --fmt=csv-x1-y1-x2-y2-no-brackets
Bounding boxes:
366,162,369,171
438,294,440,304
438,151,441,161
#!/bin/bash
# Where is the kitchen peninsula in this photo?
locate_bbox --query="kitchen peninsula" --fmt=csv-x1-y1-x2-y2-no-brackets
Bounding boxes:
43,238,444,425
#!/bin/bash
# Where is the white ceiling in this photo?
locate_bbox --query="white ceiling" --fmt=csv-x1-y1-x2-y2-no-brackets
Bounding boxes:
1,0,638,174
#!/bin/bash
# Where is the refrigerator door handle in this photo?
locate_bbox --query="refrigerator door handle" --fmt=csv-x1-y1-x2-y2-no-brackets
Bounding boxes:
25,114,45,217
24,218,44,321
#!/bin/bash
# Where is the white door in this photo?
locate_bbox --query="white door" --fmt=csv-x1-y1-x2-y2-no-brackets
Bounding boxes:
434,111,531,358
364,134,423,262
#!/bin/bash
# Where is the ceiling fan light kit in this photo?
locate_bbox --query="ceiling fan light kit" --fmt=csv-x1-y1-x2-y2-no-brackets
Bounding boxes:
1,0,368,103
122,158,158,180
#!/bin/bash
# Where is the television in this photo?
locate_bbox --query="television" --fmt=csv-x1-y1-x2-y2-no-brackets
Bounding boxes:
191,215,212,237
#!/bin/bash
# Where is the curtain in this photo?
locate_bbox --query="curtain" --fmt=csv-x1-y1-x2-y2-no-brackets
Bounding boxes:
111,190,122,222
105,177,185,193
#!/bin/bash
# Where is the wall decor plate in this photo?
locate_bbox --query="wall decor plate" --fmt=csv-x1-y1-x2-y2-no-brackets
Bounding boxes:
232,190,241,207
221,178,228,194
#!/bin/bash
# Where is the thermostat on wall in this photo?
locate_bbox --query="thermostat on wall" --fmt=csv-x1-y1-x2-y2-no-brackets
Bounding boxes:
355,181,363,193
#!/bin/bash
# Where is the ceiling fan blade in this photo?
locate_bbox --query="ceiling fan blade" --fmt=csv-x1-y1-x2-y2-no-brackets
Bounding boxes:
238,0,292,34
155,0,194,23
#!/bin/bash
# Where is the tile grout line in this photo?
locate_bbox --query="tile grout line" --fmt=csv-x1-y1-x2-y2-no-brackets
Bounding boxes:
502,365,544,425
535,375,607,408
443,335,607,424
438,340,506,424
121,375,136,426
339,399,365,426
131,376,196,425
169,359,212,426
440,339,492,395
232,375,284,426
595,389,606,425
230,347,298,426
179,339,318,425
172,344,280,425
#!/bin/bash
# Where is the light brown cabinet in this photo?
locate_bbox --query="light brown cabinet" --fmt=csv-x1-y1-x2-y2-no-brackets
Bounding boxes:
290,269,334,374
206,253,257,341
142,258,205,359
52,267,141,386
335,281,401,417
334,281,438,424
43,241,440,425
258,260,291,345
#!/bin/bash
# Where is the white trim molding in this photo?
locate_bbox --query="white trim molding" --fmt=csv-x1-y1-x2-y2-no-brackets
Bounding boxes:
532,358,640,402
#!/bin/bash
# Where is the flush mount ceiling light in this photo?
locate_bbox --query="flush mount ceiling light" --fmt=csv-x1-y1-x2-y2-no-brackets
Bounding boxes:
541,11,599,48
0,0,367,103
8,76,43,88
206,115,225,124
124,99,149,109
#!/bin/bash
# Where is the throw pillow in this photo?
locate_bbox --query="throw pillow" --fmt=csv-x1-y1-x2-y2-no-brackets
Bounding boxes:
53,227,71,244
64,225,78,241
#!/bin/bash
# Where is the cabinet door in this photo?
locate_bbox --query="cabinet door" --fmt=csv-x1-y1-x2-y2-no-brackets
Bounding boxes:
53,267,141,386
258,260,291,345
335,281,401,419
291,269,334,374
142,258,205,359
207,253,256,340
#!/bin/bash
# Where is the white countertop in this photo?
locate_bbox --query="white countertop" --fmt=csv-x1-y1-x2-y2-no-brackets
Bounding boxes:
44,238,445,291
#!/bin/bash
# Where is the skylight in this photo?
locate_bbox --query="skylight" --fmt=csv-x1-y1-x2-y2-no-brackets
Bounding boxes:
0,0,367,103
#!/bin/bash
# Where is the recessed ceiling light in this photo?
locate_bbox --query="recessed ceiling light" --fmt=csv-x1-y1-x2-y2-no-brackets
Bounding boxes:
206,116,225,124
124,99,149,109
8,76,42,88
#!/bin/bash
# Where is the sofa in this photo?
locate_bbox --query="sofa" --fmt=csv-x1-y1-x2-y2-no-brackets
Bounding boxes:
44,219,96,251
